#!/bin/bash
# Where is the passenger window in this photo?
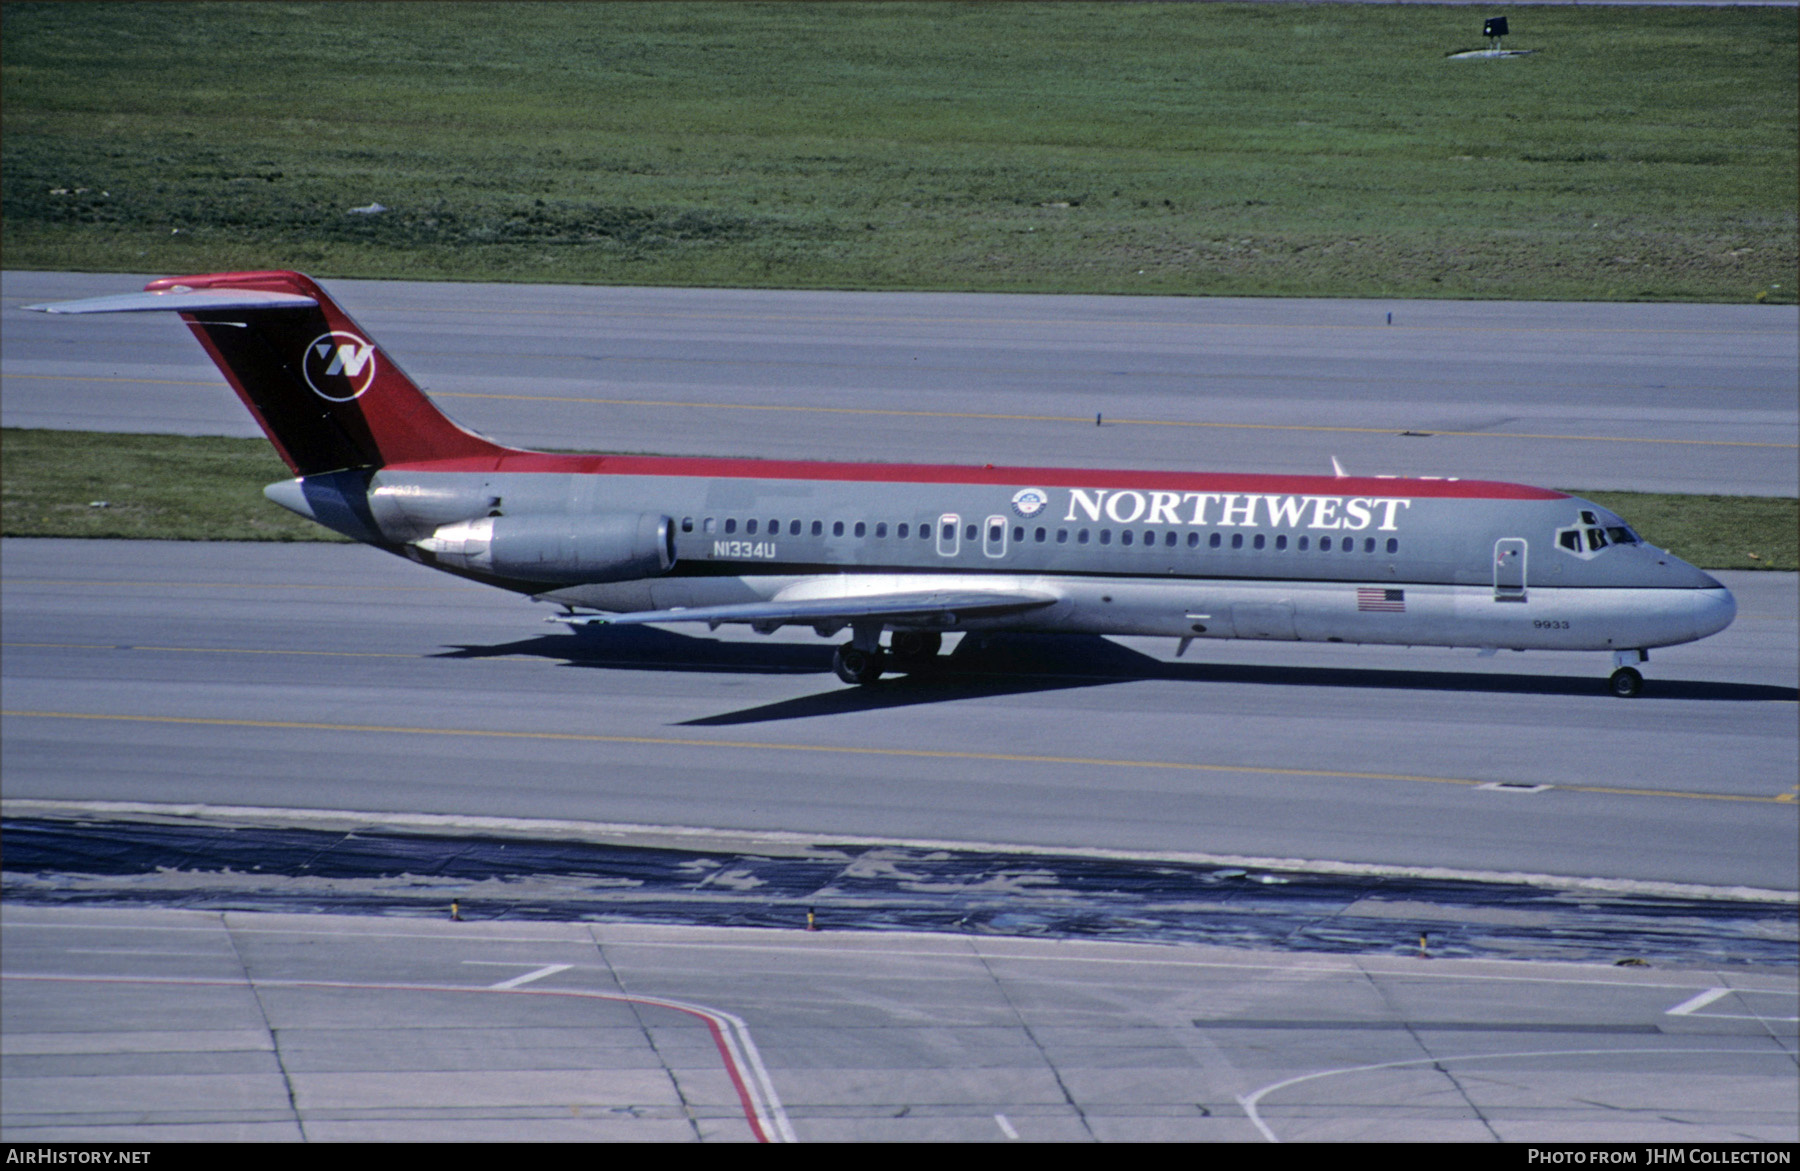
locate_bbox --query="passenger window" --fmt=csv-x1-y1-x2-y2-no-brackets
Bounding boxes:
812,520,823,536
1013,526,1024,542
725,518,737,534
1209,533,1221,549
833,521,845,537
1320,536,1332,551
746,520,758,535
965,523,977,541
1386,538,1398,553
854,521,866,538
1187,532,1199,548
768,519,778,533
1057,529,1070,544
1253,534,1265,550
1275,535,1287,550
1121,531,1133,547
897,523,909,539
1343,539,1355,554
681,517,694,533
790,520,802,536
1363,538,1375,553
1165,532,1177,547
704,517,717,534
1298,536,1309,551
875,522,887,538
1231,533,1243,549
1078,529,1090,545
1035,527,1047,543
1100,530,1112,545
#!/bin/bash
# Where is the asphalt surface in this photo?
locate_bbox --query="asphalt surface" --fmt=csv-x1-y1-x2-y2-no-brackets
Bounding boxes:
3,539,1794,892
6,816,1795,967
4,272,1795,496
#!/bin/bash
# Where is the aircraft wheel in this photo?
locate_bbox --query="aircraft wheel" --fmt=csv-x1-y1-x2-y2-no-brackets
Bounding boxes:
833,643,885,686
888,630,942,667
1608,667,1643,698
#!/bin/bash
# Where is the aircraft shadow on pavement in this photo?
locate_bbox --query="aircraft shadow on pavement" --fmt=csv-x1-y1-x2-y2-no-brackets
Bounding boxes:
435,627,1795,725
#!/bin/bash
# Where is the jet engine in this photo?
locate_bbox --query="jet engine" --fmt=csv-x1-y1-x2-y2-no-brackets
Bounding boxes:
415,513,675,583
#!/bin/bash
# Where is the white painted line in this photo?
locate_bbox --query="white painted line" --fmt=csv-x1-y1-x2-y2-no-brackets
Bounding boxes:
1477,782,1552,794
483,963,572,990
995,1113,1019,1140
1665,987,1732,1016
64,948,227,957
16,920,1793,1001
1238,1047,1794,1143
624,992,797,1144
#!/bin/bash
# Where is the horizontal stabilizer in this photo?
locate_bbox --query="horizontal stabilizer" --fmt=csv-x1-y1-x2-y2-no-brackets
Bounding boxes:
25,270,511,476
557,589,1059,632
26,289,317,314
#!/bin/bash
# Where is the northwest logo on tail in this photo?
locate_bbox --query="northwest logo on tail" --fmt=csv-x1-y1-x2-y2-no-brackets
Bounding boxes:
302,331,378,401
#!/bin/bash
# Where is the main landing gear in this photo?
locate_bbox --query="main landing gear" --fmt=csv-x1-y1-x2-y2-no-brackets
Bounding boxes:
888,630,942,667
1607,648,1648,698
832,644,885,686
832,629,945,685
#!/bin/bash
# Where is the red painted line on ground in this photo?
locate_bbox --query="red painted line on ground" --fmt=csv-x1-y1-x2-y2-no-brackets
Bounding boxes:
2,971,779,1142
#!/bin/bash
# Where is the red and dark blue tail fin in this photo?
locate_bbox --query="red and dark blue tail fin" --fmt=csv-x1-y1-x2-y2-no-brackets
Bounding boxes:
30,271,513,475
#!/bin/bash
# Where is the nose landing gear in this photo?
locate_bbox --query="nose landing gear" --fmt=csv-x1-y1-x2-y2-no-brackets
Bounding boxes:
1608,648,1648,698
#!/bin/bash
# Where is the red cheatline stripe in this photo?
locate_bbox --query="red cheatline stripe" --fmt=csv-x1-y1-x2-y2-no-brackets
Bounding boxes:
383,452,1567,499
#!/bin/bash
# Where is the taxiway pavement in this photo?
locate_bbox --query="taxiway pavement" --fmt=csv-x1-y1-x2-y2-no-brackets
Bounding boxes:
4,272,1795,496
3,539,1794,892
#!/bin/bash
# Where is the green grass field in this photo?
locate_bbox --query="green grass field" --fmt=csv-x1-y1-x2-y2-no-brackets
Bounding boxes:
4,2,1794,301
3,429,1791,570
0,430,345,542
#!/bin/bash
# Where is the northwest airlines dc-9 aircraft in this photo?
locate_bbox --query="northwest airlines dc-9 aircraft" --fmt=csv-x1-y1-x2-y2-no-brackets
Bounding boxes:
30,271,1736,696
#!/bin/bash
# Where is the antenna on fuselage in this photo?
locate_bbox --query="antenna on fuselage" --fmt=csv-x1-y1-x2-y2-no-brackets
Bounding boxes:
1331,456,1348,478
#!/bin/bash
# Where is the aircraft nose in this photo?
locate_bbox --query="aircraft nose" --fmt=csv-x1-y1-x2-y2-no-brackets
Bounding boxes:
1691,584,1737,640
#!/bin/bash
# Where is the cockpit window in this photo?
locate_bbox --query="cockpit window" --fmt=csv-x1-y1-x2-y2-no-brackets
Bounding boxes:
1557,513,1642,559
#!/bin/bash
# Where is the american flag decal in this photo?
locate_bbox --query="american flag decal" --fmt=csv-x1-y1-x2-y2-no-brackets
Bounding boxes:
1357,587,1406,612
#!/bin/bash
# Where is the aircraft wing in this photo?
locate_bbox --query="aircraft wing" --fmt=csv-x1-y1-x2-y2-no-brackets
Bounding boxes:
556,588,1059,633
